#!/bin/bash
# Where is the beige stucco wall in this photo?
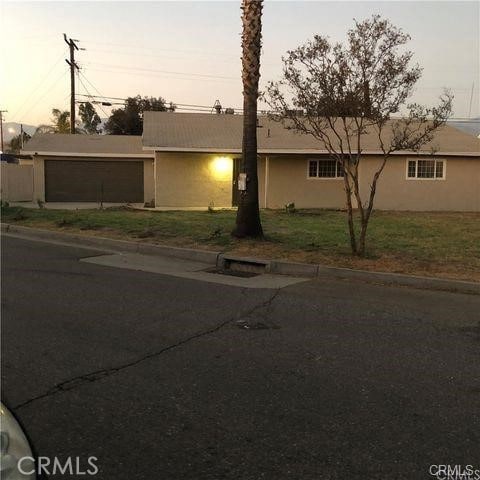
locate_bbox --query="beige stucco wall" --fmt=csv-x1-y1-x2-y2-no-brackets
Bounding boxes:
33,155,154,204
19,159,33,166
35,151,477,211
1,163,33,202
33,157,45,202
262,154,479,211
359,155,480,211
143,159,155,205
155,152,234,208
265,154,346,209
154,152,268,208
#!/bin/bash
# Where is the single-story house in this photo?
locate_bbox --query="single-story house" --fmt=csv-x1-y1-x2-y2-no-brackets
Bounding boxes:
143,112,479,212
22,112,479,211
22,134,154,204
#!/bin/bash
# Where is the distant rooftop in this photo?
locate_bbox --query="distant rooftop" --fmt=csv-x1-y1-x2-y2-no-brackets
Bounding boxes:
22,134,149,157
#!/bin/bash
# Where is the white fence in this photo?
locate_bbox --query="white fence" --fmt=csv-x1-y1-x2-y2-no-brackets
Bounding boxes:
1,163,33,202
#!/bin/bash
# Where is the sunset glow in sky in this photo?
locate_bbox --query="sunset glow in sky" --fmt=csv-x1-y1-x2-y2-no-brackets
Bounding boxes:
1,1,478,126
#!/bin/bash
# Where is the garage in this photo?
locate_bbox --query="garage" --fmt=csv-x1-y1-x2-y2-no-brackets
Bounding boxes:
45,160,144,202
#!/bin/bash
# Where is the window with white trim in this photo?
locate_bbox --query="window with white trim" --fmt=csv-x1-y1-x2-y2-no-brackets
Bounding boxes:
308,159,344,178
407,159,445,179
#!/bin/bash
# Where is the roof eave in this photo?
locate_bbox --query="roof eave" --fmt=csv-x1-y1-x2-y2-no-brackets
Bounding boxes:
144,146,479,157
22,151,154,158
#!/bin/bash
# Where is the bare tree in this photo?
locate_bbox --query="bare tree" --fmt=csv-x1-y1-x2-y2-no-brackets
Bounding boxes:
232,0,264,238
263,15,453,256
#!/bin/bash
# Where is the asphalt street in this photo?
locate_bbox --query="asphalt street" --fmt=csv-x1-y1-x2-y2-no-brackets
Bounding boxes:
1,235,479,480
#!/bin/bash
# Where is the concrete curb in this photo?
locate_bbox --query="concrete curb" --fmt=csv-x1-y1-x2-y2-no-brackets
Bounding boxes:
2,223,478,295
1,223,220,265
313,265,480,295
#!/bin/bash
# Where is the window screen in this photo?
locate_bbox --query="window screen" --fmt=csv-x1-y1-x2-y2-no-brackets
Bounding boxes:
435,161,444,178
308,160,318,178
417,160,435,178
407,160,416,178
318,160,337,178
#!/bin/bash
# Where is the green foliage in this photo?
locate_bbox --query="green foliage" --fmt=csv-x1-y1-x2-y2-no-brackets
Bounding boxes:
55,217,74,227
2,206,478,279
263,15,453,256
79,102,102,134
104,95,172,135
12,208,27,221
8,132,31,153
36,108,87,134
284,202,296,214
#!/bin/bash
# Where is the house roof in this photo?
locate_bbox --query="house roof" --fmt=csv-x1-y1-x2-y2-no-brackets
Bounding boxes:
143,112,480,156
22,133,151,158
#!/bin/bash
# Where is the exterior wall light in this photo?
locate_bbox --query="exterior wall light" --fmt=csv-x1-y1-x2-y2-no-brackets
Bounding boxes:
210,156,232,180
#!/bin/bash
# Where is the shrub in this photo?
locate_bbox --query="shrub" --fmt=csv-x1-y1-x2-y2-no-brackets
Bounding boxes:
136,228,155,238
55,217,74,227
285,202,296,214
12,208,27,221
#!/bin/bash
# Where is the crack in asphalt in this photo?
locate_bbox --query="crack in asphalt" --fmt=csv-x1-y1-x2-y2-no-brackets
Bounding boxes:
13,288,281,411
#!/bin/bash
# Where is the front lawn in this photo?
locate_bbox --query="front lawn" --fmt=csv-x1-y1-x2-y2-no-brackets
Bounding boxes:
2,205,479,281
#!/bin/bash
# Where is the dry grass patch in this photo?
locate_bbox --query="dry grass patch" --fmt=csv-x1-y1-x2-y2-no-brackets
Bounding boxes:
2,206,478,281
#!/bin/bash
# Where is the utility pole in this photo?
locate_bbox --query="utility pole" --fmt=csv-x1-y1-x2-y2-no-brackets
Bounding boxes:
64,33,79,134
0,110,7,152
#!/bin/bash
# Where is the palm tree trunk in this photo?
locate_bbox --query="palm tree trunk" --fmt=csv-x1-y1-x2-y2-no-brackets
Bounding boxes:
232,0,264,238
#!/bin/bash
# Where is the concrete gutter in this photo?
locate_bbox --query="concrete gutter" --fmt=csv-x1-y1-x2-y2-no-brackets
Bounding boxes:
2,223,478,295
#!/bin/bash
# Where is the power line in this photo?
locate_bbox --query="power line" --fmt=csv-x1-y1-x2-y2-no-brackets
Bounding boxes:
82,62,238,80
77,73,112,120
80,39,239,59
11,55,65,120
76,94,126,101
77,71,127,133
75,94,244,112
85,67,239,84
23,68,69,122
84,48,242,66
73,93,480,121
77,71,115,108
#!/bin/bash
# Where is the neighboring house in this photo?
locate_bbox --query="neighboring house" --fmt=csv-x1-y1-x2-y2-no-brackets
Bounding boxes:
22,113,480,211
1,153,19,164
143,112,480,212
448,117,480,137
22,135,154,204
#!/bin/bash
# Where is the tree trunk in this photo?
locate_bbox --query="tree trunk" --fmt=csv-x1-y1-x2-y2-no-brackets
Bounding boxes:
342,165,358,254
358,220,368,257
232,0,264,238
344,177,357,254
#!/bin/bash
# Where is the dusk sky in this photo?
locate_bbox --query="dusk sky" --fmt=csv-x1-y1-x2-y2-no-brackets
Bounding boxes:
1,1,478,126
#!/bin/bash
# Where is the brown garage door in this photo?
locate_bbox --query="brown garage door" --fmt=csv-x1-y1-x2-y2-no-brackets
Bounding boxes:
45,160,144,202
